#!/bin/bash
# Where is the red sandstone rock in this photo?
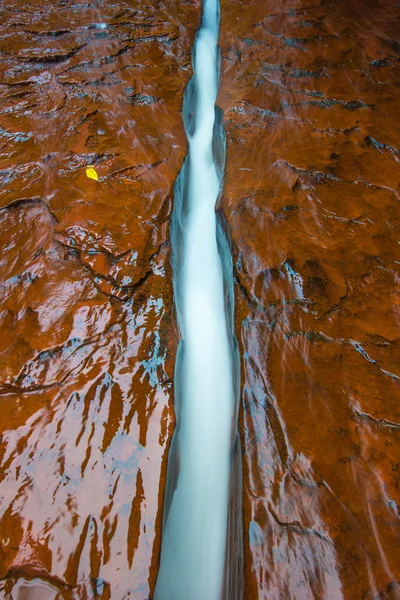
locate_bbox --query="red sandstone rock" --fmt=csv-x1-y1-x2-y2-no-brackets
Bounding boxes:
1,0,400,598
0,1,197,596
219,0,400,598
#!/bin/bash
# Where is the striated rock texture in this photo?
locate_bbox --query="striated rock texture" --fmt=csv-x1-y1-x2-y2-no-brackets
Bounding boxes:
1,0,399,598
219,0,400,598
0,0,197,597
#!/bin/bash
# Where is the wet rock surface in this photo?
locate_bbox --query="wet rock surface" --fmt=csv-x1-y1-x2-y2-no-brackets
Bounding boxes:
0,0,197,597
219,0,400,598
0,0,399,598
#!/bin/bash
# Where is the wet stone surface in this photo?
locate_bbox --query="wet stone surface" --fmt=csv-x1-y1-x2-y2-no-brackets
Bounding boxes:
0,0,197,597
219,0,400,598
0,0,400,598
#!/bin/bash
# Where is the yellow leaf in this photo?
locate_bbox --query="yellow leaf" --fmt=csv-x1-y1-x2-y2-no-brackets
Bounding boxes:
86,166,99,181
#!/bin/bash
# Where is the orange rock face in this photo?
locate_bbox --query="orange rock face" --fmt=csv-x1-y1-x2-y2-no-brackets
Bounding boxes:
219,0,400,598
0,1,197,596
0,0,399,598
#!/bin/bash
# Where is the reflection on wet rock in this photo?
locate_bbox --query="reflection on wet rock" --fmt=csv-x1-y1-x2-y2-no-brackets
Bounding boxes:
0,0,400,597
8,577,62,600
0,0,196,596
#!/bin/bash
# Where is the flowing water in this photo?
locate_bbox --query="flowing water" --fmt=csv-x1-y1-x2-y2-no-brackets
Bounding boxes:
154,1,242,598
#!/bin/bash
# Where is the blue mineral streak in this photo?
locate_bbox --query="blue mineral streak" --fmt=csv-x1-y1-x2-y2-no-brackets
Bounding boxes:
154,1,242,598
